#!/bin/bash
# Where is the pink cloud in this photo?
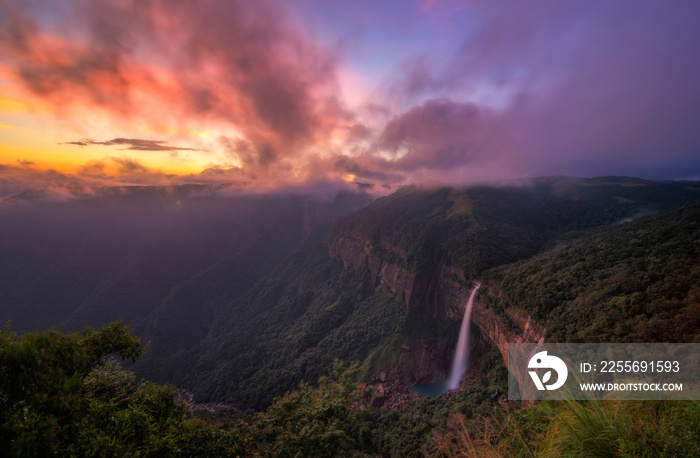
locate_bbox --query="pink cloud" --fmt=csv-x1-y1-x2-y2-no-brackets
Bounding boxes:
0,0,360,175
2,0,700,194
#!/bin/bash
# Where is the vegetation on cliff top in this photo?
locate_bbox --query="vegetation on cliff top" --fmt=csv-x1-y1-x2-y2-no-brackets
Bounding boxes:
481,200,700,343
0,322,242,456
331,178,700,275
4,322,699,457
0,322,363,456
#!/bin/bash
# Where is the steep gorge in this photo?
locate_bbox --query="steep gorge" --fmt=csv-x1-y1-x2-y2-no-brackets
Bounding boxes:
328,231,546,394
146,179,700,409
324,179,700,395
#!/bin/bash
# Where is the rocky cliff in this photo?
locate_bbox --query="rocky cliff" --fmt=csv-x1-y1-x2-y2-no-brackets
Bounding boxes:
329,233,469,315
328,233,546,394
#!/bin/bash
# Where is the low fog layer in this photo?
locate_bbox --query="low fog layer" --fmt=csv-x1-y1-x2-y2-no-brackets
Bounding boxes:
0,185,371,356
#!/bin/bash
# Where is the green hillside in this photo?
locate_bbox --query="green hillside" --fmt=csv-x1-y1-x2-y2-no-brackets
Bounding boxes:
145,178,700,411
481,200,700,343
3,178,700,456
143,246,424,410
332,177,700,275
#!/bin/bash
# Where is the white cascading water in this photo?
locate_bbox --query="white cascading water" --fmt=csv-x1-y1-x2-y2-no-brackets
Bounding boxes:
447,283,481,390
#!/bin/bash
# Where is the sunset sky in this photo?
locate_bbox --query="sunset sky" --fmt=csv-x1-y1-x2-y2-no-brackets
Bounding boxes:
1,0,700,194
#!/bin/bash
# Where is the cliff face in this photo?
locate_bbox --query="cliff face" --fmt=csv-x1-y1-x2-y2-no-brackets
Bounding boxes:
329,234,467,315
329,233,546,392
329,234,418,307
390,338,455,387
471,306,546,369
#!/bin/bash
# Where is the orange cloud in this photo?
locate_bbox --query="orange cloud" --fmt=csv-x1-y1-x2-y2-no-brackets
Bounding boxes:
0,0,362,182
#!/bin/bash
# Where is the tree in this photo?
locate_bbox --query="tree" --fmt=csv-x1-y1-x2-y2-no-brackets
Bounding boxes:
0,322,248,456
254,360,362,457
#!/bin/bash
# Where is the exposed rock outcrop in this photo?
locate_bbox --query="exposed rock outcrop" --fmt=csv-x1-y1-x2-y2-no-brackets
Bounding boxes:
177,389,241,414
364,375,420,410
472,306,546,369
390,337,454,387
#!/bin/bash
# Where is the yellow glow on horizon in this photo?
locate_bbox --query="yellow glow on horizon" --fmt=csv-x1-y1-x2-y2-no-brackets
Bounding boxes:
0,109,216,177
0,143,208,176
0,145,90,172
0,67,244,182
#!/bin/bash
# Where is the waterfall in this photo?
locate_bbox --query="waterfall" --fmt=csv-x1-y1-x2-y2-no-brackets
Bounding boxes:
447,283,481,390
